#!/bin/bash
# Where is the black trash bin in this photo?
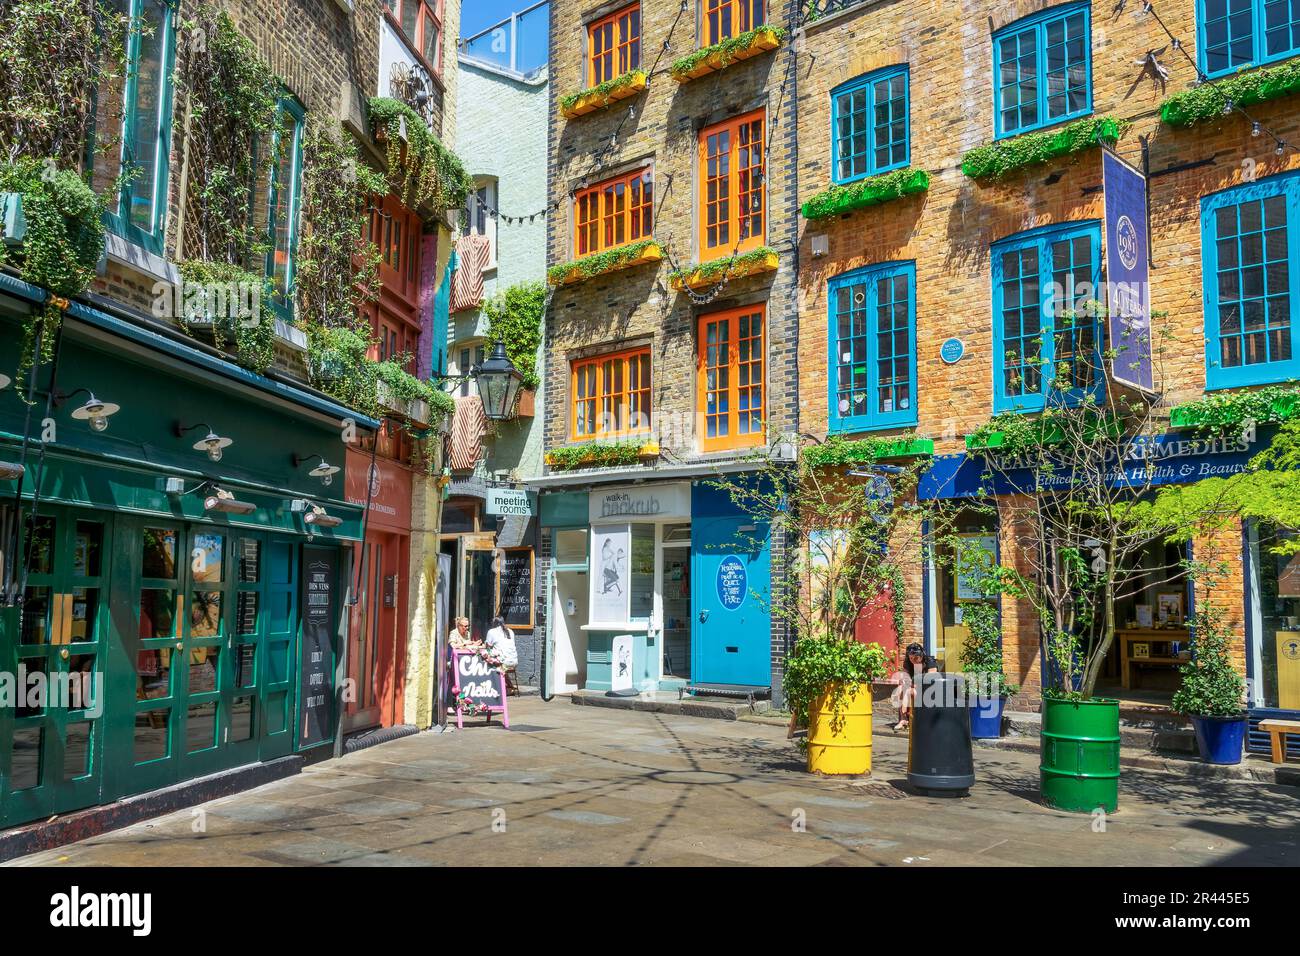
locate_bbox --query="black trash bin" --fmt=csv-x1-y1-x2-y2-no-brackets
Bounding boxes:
907,673,975,796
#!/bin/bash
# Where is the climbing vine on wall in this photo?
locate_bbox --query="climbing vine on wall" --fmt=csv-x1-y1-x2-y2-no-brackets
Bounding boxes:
483,281,546,392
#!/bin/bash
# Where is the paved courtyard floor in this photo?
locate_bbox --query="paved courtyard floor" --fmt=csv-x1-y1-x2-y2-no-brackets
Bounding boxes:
9,697,1300,866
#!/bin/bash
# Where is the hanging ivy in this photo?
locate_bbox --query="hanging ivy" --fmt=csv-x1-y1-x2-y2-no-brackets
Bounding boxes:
305,323,381,418
961,116,1128,181
0,158,110,373
367,97,473,213
1161,56,1300,127
294,121,385,330
483,281,546,391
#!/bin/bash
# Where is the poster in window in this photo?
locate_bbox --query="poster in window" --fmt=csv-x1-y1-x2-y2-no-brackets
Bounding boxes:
591,525,629,623
956,534,998,601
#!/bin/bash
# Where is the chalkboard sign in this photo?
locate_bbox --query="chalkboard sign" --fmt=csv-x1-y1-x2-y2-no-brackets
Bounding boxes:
298,547,337,749
497,547,534,629
450,648,510,729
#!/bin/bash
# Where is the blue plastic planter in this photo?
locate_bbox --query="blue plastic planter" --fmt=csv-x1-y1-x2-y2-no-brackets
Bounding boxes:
1192,715,1246,765
969,694,1005,739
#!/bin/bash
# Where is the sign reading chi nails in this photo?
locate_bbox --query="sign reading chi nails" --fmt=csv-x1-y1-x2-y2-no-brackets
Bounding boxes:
716,555,747,610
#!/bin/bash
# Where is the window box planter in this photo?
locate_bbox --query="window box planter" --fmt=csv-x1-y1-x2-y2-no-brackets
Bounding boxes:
515,387,536,419
961,116,1129,182
802,435,933,468
547,239,663,286
1161,56,1300,128
1169,390,1300,430
376,379,431,425
560,70,648,119
669,26,785,83
545,439,659,471
966,413,1122,452
801,168,930,221
668,248,778,291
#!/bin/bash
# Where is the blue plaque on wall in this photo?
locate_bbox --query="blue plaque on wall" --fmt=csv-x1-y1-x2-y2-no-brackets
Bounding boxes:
940,338,965,364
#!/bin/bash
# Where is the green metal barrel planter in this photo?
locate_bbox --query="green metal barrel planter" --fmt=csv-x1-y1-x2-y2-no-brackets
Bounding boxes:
1039,696,1120,813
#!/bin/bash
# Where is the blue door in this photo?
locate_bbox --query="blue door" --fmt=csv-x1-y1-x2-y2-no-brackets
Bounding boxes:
691,484,771,687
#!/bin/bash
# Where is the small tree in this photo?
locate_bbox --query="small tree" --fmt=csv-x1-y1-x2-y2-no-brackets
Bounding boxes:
707,434,944,706
1170,562,1246,718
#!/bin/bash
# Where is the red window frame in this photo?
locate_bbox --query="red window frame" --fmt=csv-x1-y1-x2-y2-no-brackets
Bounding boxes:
390,0,444,77
574,168,654,258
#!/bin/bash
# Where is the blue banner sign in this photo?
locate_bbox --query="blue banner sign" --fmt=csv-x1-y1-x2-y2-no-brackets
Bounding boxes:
1103,149,1154,392
920,429,1269,500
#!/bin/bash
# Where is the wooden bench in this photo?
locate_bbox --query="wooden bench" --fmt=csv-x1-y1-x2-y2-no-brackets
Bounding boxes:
1259,719,1300,764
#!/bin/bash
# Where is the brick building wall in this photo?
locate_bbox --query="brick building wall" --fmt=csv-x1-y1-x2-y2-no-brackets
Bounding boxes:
545,1,806,699
793,0,1300,695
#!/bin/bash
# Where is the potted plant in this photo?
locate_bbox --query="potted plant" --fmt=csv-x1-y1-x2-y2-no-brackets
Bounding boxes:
958,599,1019,739
1172,598,1247,765
784,633,888,775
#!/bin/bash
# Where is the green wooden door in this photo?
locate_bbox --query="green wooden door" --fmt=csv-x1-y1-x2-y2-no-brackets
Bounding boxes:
102,519,301,801
0,508,113,828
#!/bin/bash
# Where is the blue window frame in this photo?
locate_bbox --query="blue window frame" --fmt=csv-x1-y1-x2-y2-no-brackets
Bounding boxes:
101,0,176,257
831,66,909,184
992,3,1091,139
827,261,917,431
1201,170,1300,389
1198,0,1300,78
262,97,305,322
991,221,1103,413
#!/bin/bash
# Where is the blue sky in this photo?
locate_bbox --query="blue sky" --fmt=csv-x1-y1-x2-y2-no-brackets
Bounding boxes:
461,1,537,38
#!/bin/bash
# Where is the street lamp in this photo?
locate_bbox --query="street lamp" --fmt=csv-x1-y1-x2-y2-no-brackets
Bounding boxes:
473,340,524,422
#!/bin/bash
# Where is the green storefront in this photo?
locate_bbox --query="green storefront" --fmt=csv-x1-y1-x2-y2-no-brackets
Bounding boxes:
0,279,373,830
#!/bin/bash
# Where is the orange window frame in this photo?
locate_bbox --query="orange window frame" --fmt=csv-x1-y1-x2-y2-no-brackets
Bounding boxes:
574,169,654,258
698,110,765,262
588,4,641,86
697,305,765,451
393,0,444,76
704,0,765,46
571,347,652,440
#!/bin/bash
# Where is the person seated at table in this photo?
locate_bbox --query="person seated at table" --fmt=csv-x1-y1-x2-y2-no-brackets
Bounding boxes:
485,616,518,669
447,616,479,649
892,642,940,732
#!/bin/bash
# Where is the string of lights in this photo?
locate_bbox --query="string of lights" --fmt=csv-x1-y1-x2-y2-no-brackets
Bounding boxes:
1143,1,1293,156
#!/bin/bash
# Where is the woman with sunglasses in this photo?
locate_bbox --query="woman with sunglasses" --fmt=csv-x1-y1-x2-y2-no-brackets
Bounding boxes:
893,642,940,731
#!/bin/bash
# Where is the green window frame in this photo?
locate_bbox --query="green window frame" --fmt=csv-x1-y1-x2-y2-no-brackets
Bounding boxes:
263,96,305,322
102,0,177,258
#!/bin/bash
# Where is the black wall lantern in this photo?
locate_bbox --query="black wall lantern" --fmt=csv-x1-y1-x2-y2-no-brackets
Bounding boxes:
473,340,524,421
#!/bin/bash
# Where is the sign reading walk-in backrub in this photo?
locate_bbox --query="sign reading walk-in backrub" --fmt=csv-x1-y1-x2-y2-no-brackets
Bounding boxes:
716,556,748,610
1103,149,1153,392
298,548,337,749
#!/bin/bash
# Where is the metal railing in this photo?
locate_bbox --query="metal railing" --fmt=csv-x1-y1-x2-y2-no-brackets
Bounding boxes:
459,0,550,76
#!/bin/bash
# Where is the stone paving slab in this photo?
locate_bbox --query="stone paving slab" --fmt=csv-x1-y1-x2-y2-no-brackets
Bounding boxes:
7,696,1300,867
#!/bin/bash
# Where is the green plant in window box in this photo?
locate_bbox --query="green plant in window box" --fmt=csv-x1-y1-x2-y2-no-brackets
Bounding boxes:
801,168,930,221
545,439,650,471
800,434,933,469
669,25,786,82
304,323,380,417
547,237,662,286
0,158,110,375
560,69,648,118
1161,56,1300,127
961,116,1129,181
1168,384,1300,433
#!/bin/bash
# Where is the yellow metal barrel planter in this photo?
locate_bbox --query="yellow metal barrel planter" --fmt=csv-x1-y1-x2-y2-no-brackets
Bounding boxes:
807,682,873,775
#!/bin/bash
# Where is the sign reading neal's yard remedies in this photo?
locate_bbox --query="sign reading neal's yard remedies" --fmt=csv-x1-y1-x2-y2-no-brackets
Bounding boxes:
716,555,748,610
1102,149,1154,392
298,548,336,749
487,488,535,517
450,648,510,729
